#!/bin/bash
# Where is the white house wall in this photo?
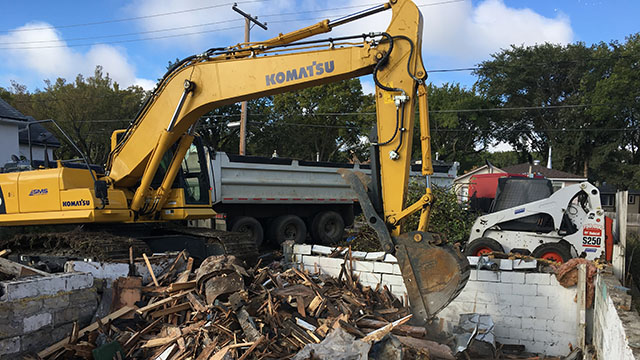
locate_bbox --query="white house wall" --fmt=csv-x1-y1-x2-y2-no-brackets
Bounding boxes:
0,122,20,166
18,144,54,162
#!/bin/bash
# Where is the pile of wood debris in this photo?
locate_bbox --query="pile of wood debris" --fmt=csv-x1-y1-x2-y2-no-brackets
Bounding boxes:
35,251,454,360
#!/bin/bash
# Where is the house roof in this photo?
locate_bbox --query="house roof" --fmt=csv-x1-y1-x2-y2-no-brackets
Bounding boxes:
18,119,61,147
502,163,586,180
0,98,28,121
454,164,506,182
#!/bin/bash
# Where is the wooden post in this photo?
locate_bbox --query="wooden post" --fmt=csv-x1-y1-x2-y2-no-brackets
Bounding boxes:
577,263,587,349
613,190,628,283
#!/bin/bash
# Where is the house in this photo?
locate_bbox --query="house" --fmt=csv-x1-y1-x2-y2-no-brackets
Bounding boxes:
0,98,28,165
502,160,587,192
598,183,640,214
0,99,60,167
411,159,459,188
453,164,506,202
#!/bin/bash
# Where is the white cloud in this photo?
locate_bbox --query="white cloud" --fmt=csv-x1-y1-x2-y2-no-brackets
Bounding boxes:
0,22,155,90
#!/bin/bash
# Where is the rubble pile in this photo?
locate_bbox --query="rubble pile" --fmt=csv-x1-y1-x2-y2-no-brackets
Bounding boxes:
36,251,452,360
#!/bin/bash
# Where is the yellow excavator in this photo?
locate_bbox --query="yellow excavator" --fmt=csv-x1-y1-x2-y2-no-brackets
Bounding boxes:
0,0,468,323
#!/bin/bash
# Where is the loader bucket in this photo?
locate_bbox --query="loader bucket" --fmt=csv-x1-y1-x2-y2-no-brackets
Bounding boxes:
339,169,470,325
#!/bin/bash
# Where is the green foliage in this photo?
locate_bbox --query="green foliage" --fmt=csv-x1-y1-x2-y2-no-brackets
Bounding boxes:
404,182,478,244
0,66,147,165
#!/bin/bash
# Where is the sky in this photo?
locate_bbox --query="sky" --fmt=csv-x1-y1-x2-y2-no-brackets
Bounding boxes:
0,0,638,95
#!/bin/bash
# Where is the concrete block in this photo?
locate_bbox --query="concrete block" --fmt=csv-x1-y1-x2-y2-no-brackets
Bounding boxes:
365,252,386,261
351,251,367,259
535,307,557,320
293,244,312,255
496,316,521,329
373,262,395,274
391,284,407,296
468,269,478,281
302,256,320,266
312,245,334,255
392,264,402,275
512,284,537,296
65,261,129,284
536,284,556,297
513,260,537,269
528,295,548,308
358,272,381,285
548,320,576,334
485,302,510,314
526,273,551,285
501,272,525,284
519,340,548,355
510,327,534,341
318,257,344,269
499,259,514,271
477,270,500,282
384,254,398,263
499,294,524,307
522,318,548,331
494,326,510,338
533,329,557,344
550,274,561,286
510,305,535,318
317,265,341,278
467,256,479,266
23,312,52,333
20,327,52,353
353,261,374,272
381,274,404,286
65,273,93,291
11,299,43,318
0,336,20,355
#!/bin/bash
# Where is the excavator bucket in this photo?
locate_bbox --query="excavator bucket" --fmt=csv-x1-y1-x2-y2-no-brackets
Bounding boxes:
339,169,470,325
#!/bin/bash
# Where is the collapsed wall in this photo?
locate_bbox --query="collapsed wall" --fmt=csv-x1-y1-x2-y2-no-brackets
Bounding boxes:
290,244,579,357
0,273,96,359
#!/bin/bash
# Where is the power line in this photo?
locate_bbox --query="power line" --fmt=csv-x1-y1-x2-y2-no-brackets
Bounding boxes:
0,0,271,34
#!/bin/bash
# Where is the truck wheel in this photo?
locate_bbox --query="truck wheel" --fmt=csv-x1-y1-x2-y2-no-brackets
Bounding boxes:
230,217,264,247
532,242,572,263
464,237,504,256
270,215,307,244
311,211,345,245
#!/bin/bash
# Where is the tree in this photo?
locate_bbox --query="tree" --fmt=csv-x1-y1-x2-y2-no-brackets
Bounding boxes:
1,66,147,165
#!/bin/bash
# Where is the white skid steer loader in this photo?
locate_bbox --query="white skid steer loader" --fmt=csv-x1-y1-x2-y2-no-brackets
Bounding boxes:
465,181,614,263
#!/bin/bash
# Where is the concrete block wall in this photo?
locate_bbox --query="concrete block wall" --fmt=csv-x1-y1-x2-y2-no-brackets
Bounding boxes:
593,272,640,359
0,273,97,359
291,244,579,357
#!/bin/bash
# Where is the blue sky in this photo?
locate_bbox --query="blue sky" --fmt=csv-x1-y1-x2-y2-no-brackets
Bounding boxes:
1,0,638,93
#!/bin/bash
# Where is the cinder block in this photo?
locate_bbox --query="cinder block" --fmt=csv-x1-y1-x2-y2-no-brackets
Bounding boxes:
513,260,537,270
536,284,556,297
353,260,374,272
494,326,510,338
526,273,551,285
0,273,92,301
548,320,576,334
485,302,510,314
496,316,521,329
467,256,479,266
303,256,320,266
500,294,524,306
501,272,525,284
0,336,20,354
351,251,367,259
391,284,407,295
535,307,557,321
318,257,344,269
528,295,548,308
23,312,52,333
317,265,341,278
550,275,561,286
519,340,547,355
381,274,404,286
468,269,478,281
392,264,402,275
373,262,395,274
365,252,386,261
510,327,534,341
510,305,535,318
512,284,537,296
312,245,334,255
522,318,548,331
499,259,514,271
477,270,500,282
384,254,398,263
65,272,93,291
293,244,312,255
533,329,557,344
358,272,381,285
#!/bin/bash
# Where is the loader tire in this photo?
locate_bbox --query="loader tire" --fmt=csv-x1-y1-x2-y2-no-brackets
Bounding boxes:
532,242,572,263
230,216,264,247
464,237,504,257
311,211,345,245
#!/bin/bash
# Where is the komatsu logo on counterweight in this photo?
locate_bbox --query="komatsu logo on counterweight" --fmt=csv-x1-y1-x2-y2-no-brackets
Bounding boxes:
62,199,91,207
266,61,335,86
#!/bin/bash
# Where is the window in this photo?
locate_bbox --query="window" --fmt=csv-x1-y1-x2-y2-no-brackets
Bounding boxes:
629,195,636,205
552,181,564,193
601,195,615,207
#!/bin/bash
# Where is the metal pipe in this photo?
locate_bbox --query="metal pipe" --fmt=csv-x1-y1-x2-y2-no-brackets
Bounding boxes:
329,3,390,28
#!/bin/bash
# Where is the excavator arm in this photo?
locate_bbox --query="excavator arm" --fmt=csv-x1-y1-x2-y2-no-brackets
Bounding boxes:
104,0,469,322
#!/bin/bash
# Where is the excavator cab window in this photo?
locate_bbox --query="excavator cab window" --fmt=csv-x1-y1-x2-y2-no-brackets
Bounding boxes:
181,138,209,205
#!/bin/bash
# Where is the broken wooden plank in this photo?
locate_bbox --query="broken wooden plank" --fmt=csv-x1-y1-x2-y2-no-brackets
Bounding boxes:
0,249,11,258
362,314,412,343
186,292,207,312
38,306,134,358
150,303,191,319
168,281,196,293
143,253,160,287
136,290,193,315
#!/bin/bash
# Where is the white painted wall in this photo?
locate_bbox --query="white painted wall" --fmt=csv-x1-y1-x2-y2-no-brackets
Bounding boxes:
0,122,20,166
18,144,55,162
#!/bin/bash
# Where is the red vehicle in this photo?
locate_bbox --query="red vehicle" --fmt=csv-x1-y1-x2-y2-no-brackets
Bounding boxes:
469,173,544,213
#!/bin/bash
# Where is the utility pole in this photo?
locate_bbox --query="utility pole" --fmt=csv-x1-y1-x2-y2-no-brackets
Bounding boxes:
232,3,267,155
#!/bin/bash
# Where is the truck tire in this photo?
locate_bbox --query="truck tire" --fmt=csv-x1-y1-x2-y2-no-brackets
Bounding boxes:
464,237,504,256
311,211,345,245
532,242,572,263
230,216,264,247
270,215,307,245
